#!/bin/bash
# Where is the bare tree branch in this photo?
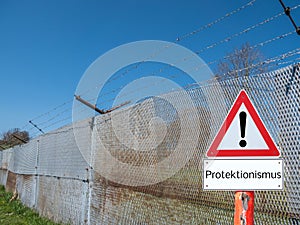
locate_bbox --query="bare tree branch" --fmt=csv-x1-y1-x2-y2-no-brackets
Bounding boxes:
0,128,30,150
216,43,267,80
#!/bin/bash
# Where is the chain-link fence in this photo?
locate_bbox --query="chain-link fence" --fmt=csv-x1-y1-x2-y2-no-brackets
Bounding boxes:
0,64,299,224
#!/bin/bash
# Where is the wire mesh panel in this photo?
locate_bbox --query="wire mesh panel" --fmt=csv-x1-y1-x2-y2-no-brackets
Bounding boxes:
0,152,5,186
16,174,37,208
8,140,38,174
89,64,300,224
275,65,300,219
0,169,7,186
90,86,233,224
0,151,2,168
36,176,89,225
90,173,234,225
37,121,90,180
2,149,12,170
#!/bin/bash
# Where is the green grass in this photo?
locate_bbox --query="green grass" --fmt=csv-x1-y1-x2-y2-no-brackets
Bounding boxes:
0,185,61,225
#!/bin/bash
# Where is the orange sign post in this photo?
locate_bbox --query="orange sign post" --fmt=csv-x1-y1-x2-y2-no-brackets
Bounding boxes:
234,191,254,225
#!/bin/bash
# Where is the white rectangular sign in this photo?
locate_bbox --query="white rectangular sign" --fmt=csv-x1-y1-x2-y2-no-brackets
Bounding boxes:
203,159,283,190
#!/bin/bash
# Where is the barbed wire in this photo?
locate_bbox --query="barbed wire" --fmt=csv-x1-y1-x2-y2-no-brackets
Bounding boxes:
194,4,300,55
175,0,257,42
30,53,300,138
146,51,298,98
276,57,300,66
31,104,93,137
35,107,71,127
26,3,300,134
30,99,73,122
77,4,300,101
26,1,258,131
84,48,300,112
87,29,295,104
29,28,298,132
73,1,264,99
219,48,300,77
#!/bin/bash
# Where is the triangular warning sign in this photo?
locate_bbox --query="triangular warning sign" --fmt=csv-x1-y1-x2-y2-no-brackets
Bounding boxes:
206,90,280,157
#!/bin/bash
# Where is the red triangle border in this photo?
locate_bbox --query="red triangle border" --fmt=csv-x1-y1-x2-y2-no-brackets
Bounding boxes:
206,90,280,157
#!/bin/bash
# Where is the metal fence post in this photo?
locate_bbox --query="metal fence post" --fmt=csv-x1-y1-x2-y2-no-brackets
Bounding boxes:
34,139,40,209
234,191,254,225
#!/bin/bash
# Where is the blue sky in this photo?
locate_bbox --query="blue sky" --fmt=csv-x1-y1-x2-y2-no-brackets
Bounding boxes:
0,0,299,136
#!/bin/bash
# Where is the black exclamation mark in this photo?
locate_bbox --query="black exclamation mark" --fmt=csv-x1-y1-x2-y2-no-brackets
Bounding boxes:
239,111,247,147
